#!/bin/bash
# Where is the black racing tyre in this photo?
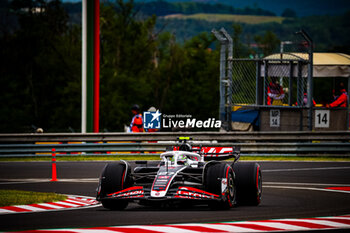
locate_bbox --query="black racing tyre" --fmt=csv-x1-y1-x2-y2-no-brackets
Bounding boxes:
205,163,236,210
99,162,132,210
232,162,262,206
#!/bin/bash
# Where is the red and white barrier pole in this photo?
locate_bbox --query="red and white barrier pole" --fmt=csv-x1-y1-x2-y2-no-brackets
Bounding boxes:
51,148,58,182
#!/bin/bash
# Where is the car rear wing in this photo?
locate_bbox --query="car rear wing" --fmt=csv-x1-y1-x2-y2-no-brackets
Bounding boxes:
170,145,240,162
173,137,240,161
196,146,241,162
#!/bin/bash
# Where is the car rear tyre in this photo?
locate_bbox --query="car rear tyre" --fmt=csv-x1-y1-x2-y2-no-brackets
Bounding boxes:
205,163,236,210
99,162,131,210
232,162,262,206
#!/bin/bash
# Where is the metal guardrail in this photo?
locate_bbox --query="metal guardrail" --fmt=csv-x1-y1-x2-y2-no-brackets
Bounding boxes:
0,131,350,157
1,131,350,142
0,131,349,157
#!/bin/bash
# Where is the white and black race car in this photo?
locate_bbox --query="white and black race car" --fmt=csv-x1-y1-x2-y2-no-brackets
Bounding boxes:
96,137,262,210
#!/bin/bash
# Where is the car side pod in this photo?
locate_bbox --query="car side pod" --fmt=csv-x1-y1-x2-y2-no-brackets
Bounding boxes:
232,162,262,206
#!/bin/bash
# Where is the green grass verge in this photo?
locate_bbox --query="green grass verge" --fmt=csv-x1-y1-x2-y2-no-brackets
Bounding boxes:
0,190,67,207
164,13,285,24
0,155,349,162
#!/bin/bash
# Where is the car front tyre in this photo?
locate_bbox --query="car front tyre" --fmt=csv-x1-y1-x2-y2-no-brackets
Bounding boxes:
99,162,131,210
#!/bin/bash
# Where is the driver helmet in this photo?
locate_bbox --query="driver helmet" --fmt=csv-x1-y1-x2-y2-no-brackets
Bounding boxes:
177,154,188,165
179,143,192,151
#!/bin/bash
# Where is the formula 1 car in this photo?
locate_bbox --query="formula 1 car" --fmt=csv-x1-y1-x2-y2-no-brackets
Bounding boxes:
96,137,262,210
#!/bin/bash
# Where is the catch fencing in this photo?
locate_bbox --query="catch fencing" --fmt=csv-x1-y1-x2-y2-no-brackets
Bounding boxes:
213,28,327,131
0,132,349,157
231,58,309,108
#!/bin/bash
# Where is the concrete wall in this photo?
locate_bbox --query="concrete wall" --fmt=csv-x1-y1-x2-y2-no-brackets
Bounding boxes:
259,108,348,131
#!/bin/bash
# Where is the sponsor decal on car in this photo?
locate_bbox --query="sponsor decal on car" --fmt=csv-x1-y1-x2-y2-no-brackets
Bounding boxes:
221,178,228,195
107,186,144,199
175,187,220,200
151,166,187,198
201,147,233,153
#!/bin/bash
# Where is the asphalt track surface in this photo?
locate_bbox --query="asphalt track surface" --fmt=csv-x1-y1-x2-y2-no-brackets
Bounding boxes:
0,161,350,232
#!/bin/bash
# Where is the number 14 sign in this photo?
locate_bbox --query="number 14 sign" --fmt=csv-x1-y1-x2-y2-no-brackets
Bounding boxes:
315,110,330,128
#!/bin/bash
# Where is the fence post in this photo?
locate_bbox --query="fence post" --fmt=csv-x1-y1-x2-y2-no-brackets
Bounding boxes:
296,30,313,130
297,61,304,131
212,29,228,129
263,61,268,105
288,61,294,106
256,60,263,105
220,28,233,130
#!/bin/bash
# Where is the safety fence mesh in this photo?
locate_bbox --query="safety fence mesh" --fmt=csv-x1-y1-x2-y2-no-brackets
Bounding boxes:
230,59,309,107
230,60,257,106
230,32,311,108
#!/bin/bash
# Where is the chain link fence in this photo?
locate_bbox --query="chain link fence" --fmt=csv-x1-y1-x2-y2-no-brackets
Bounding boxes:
230,59,310,107
230,32,311,108
214,28,349,131
230,59,256,106
209,28,348,131
225,31,316,131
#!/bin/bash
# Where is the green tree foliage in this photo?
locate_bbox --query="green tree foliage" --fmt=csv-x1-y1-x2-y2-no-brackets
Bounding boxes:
281,8,297,18
136,1,275,17
1,0,221,132
156,32,219,119
3,0,349,132
156,10,350,52
232,23,247,58
0,0,81,133
254,30,280,56
99,1,220,131
99,0,158,131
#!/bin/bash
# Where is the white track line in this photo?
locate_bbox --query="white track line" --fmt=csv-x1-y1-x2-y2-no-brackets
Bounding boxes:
264,182,350,186
138,226,202,233
65,230,120,233
281,219,350,228
264,185,350,194
263,166,350,172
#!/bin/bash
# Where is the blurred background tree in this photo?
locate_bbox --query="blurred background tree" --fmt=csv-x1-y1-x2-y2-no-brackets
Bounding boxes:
1,0,349,132
0,0,81,132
